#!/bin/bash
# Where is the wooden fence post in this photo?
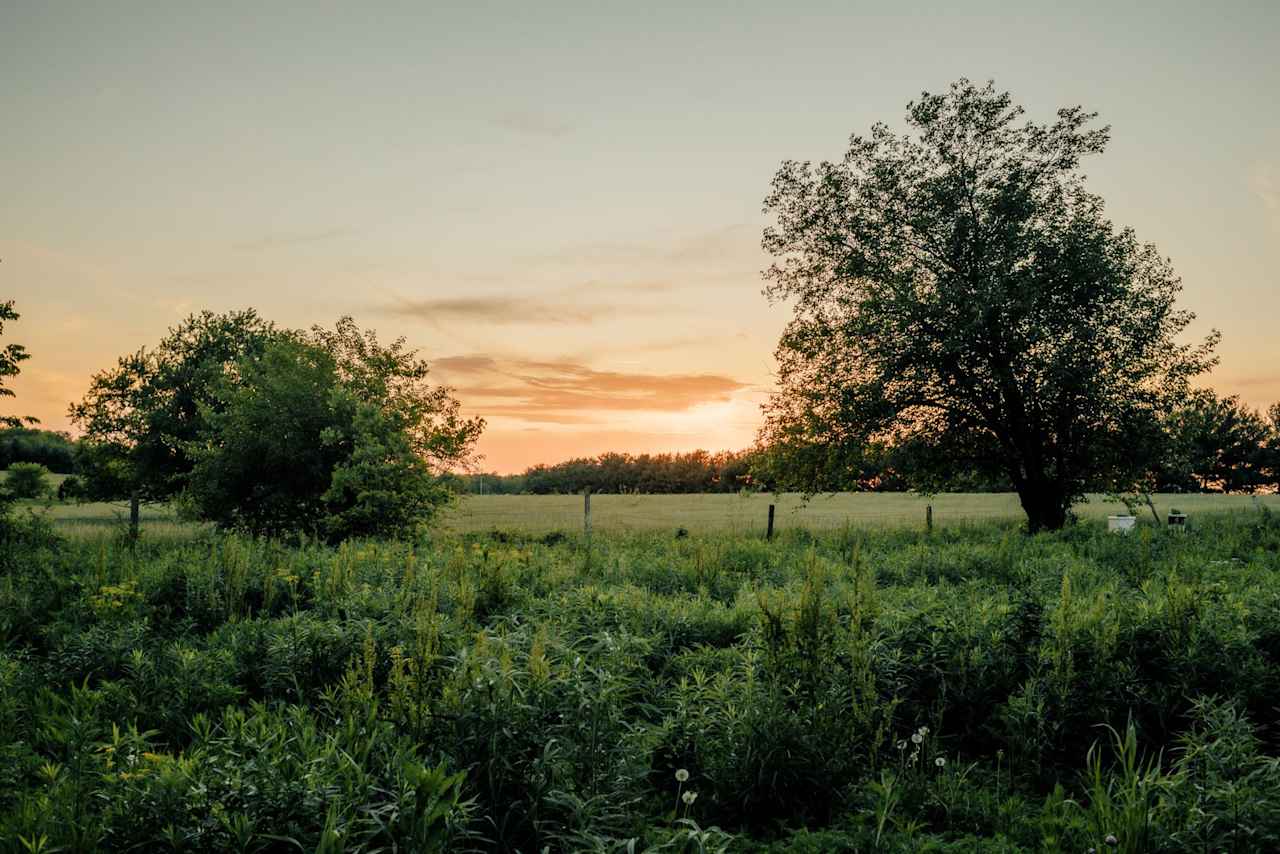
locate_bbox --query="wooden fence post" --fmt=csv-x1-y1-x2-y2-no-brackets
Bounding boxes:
767,503,775,540
926,503,933,533
583,488,592,542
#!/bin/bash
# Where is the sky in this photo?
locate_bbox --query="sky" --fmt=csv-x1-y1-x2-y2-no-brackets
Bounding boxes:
2,0,1278,473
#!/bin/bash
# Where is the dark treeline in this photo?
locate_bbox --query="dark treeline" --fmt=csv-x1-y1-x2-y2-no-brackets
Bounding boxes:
455,449,762,495
456,392,1280,496
0,427,77,473
5,392,1277,499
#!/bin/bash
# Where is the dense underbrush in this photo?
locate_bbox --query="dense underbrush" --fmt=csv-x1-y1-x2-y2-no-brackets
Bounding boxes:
3,510,1280,851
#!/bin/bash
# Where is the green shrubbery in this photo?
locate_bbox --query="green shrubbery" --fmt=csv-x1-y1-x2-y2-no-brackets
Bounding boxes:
3,513,1280,851
4,461,50,499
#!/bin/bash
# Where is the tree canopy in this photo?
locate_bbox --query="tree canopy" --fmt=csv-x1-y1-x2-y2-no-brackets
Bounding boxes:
69,309,281,504
760,79,1218,530
184,320,483,541
71,311,482,541
1154,391,1277,493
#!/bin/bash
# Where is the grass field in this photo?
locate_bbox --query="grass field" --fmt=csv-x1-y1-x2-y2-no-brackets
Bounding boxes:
15,483,1280,539
439,491,1280,534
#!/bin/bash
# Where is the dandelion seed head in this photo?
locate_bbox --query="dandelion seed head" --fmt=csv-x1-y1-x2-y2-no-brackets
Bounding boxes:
675,769,689,782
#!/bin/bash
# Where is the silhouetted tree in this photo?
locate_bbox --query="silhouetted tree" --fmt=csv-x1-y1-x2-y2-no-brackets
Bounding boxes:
1155,391,1274,492
760,79,1217,530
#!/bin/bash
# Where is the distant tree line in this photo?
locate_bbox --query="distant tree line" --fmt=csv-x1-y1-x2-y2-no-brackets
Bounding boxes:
455,450,762,495
454,392,1280,497
0,427,77,473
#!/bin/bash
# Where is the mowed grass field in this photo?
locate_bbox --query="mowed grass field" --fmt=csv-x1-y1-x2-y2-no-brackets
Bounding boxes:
15,468,1279,537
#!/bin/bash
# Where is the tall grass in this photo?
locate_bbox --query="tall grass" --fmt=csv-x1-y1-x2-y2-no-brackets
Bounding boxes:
3,509,1280,851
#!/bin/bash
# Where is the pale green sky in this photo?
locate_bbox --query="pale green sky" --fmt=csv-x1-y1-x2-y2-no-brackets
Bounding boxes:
3,0,1277,471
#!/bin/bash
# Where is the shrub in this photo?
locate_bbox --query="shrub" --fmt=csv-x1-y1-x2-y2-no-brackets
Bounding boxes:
5,462,50,499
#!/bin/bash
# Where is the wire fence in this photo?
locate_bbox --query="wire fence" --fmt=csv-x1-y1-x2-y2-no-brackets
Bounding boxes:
441,492,1280,534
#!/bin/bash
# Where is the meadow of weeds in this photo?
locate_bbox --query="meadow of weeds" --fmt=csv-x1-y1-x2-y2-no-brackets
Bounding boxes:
3,509,1280,852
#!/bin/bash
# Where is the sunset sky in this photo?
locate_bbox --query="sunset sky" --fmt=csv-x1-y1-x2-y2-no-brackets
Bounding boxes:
3,1,1277,473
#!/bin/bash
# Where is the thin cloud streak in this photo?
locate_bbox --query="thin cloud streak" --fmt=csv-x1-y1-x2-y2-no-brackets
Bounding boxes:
434,354,749,421
382,280,673,326
492,111,574,137
389,296,612,325
233,228,352,251
529,224,758,268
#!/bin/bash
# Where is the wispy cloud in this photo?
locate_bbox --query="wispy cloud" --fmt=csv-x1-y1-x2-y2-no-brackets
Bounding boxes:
530,224,758,269
492,111,573,138
433,354,748,423
233,228,352,252
381,280,673,326
387,295,614,325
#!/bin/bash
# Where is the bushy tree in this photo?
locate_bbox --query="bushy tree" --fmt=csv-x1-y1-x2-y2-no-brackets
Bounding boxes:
5,462,50,499
70,310,281,532
1156,391,1274,492
760,79,1218,530
184,319,482,541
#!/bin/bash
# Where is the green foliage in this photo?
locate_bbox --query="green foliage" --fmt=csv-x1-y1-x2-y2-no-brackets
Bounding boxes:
0,428,76,473
72,311,482,541
760,79,1218,531
1154,390,1279,493
0,300,36,430
4,513,1280,850
519,449,763,494
5,462,50,499
70,309,281,503
184,319,480,541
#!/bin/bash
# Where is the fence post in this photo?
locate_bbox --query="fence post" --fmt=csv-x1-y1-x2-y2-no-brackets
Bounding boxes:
926,503,933,533
583,488,592,542
767,503,775,540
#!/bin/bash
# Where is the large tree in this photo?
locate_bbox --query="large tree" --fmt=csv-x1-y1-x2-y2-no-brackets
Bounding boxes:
760,80,1217,531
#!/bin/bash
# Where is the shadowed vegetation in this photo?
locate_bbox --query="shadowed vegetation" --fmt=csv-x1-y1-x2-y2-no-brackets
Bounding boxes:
4,509,1280,851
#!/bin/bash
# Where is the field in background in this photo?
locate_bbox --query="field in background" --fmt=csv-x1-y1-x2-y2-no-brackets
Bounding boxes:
440,490,1280,534
12,477,1278,538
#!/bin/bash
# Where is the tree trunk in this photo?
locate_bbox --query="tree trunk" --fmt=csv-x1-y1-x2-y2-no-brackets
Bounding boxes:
1016,481,1069,533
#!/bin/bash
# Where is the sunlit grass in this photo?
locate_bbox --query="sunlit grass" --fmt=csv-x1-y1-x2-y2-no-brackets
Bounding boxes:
17,486,1278,539
439,491,1280,534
